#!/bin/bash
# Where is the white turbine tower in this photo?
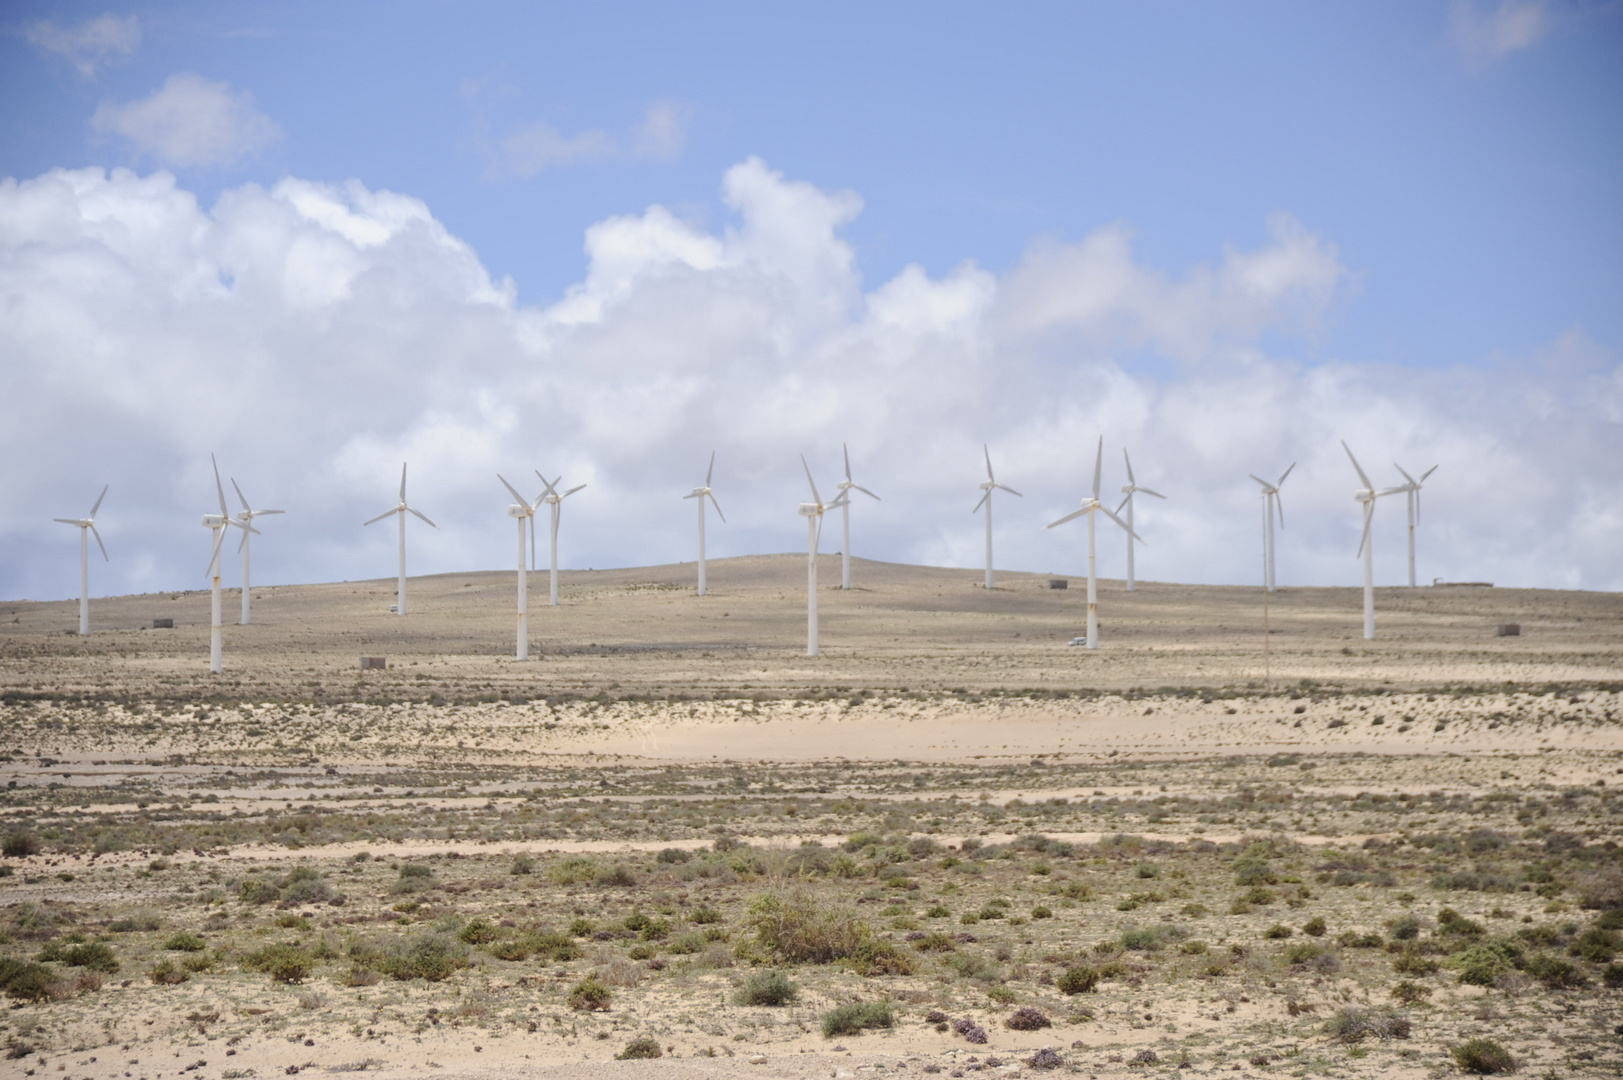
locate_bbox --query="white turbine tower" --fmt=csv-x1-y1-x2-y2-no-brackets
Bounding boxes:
683,452,725,596
498,474,540,660
363,463,437,616
54,485,108,636
1044,436,1141,650
230,477,283,625
536,471,586,606
1343,441,1405,640
1391,462,1438,588
798,454,849,657
972,445,1021,589
1248,463,1295,592
1115,448,1165,592
835,443,880,589
202,455,252,674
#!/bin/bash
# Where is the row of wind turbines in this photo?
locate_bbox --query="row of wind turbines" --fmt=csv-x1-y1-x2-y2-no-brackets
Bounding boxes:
53,439,1437,670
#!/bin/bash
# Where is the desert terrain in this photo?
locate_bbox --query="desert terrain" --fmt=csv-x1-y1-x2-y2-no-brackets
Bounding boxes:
0,555,1619,1080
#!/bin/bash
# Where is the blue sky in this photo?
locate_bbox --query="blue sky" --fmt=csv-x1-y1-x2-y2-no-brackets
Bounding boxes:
2,1,1620,602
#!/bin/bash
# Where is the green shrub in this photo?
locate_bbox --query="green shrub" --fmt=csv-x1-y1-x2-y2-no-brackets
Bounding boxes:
0,958,56,1001
1451,1038,1516,1075
616,1035,662,1060
595,865,638,888
1391,946,1440,976
1263,924,1293,940
745,891,867,964
1454,941,1519,986
1569,926,1619,963
1387,914,1422,941
1031,905,1052,919
1234,854,1277,887
733,969,800,1006
1283,942,1324,966
567,917,595,937
44,942,118,972
912,931,956,953
457,919,499,945
242,943,311,984
849,936,916,976
1302,916,1327,937
147,958,188,985
1057,965,1101,994
163,932,206,953
509,852,535,875
1523,953,1587,989
1323,1006,1412,1044
378,932,467,981
820,1001,895,1038
1601,963,1623,988
568,974,612,1011
549,858,599,884
1390,980,1431,1004
1,832,41,859
690,905,723,925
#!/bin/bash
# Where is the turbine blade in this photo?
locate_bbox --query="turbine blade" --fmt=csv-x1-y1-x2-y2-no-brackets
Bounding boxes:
257,509,285,516
708,493,725,524
363,508,395,527
1277,461,1296,487
1394,463,1416,486
408,506,438,529
852,484,880,501
984,443,994,482
54,518,81,526
534,471,560,500
562,484,587,498
530,515,536,569
237,527,248,554
800,454,821,506
400,462,408,502
1122,447,1136,485
706,450,715,487
231,477,251,514
90,524,108,562
1420,464,1438,481
971,490,990,514
1341,440,1372,490
1249,474,1271,490
1275,492,1286,529
206,526,225,578
1415,489,1422,526
843,443,851,482
1101,504,1144,545
88,484,108,518
1139,486,1166,499
1091,436,1103,501
1356,502,1373,558
1045,508,1087,529
1115,494,1130,516
998,484,1023,497
211,453,228,516
498,474,528,506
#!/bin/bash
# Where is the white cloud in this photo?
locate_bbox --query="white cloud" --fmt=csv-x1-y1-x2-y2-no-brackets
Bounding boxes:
0,161,1618,607
493,101,694,177
90,73,281,168
26,13,140,77
1449,0,1549,67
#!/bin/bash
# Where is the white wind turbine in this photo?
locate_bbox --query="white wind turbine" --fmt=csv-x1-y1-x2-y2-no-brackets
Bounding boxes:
683,452,725,596
202,454,253,674
1343,441,1405,640
498,474,540,660
55,485,109,636
230,477,283,625
536,471,587,606
1116,448,1165,592
972,445,1021,589
798,454,850,657
1248,463,1295,593
836,443,880,589
363,463,437,616
1391,462,1438,589
1044,436,1142,650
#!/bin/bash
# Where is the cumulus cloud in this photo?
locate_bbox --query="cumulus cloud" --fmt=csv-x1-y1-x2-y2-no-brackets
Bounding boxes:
1,159,1618,607
1449,0,1549,67
493,101,694,177
26,12,140,77
90,73,281,168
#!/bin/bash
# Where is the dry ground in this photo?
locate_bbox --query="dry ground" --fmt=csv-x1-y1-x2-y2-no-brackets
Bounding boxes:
0,558,1620,1080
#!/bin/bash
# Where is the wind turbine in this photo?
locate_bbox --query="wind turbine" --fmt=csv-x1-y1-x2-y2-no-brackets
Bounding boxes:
1044,436,1141,650
230,477,283,625
1391,462,1438,589
835,443,880,589
798,454,849,657
498,474,540,660
1115,448,1165,592
536,471,586,606
1343,441,1405,640
54,485,108,636
683,452,725,596
972,445,1021,589
1248,463,1295,593
363,463,437,616
202,455,253,674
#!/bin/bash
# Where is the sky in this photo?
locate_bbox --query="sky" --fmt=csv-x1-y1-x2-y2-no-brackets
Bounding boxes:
2,0,1620,605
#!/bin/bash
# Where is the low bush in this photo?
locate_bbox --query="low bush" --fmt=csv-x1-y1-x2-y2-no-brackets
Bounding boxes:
457,919,499,945
616,1035,662,1059
1026,1047,1065,1071
1387,914,1422,941
1569,926,1619,963
595,865,638,888
1451,1038,1517,1075
1302,916,1327,937
378,932,467,982
0,958,56,1001
549,858,599,884
1057,965,1101,994
821,1000,895,1038
163,932,206,953
1392,946,1440,976
568,974,613,1011
1455,941,1520,986
1,832,41,859
733,969,799,1006
147,958,188,986
241,943,311,984
1523,953,1587,989
1323,1006,1411,1044
509,852,535,875
1282,942,1324,966
1005,1006,1051,1030
1390,980,1431,1004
